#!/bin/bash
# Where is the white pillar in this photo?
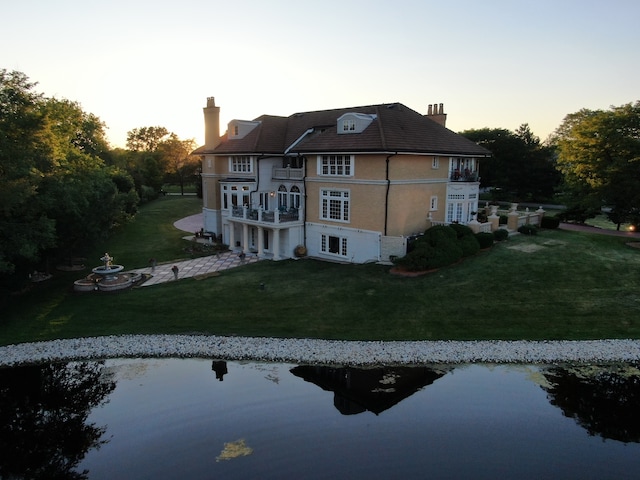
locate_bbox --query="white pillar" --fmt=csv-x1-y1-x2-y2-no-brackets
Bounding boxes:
228,222,235,250
272,229,281,260
257,227,264,257
242,223,249,252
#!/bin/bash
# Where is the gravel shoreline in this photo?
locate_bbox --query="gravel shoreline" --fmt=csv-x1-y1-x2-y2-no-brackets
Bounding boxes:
2,335,640,367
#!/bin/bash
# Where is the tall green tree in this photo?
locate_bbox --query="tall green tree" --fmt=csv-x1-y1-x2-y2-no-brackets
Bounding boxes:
0,69,56,274
0,70,138,287
554,102,640,229
126,126,168,152
460,124,559,202
157,134,198,195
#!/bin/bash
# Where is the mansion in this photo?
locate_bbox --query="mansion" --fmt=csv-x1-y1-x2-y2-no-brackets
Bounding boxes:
194,98,490,263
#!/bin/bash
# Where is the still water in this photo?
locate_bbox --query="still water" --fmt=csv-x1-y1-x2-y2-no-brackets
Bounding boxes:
1,359,640,479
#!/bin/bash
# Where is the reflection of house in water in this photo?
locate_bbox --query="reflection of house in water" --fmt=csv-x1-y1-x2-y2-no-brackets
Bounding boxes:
211,361,228,381
290,365,448,415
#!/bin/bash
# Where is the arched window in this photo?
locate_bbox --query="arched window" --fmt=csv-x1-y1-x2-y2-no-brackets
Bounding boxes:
278,185,288,210
289,185,301,209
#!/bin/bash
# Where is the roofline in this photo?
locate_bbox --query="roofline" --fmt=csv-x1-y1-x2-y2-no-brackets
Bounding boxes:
292,150,491,157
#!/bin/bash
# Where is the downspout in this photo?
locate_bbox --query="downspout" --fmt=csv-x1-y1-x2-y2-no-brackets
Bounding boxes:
384,153,397,236
248,154,265,207
303,154,308,247
284,129,314,249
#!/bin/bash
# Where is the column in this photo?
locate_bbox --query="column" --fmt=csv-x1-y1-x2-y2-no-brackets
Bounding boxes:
272,228,280,260
257,227,264,257
228,221,235,250
242,223,249,252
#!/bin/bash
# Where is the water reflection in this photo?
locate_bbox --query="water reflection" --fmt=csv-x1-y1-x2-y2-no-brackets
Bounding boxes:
2,359,640,479
290,365,448,415
0,361,115,479
541,363,640,443
211,360,228,381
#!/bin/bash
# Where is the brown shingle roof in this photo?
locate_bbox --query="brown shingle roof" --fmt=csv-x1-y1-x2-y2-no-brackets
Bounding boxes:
206,102,490,157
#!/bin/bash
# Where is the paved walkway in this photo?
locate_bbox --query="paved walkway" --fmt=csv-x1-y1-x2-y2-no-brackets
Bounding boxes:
127,213,260,287
560,222,640,238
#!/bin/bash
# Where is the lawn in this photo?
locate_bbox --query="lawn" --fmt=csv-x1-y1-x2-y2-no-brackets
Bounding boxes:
2,196,640,345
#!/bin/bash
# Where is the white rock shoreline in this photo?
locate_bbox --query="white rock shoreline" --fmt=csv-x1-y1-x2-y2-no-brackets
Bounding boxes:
1,335,640,367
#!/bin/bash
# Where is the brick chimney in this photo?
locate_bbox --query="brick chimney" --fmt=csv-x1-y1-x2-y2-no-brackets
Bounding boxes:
203,97,221,150
426,102,447,127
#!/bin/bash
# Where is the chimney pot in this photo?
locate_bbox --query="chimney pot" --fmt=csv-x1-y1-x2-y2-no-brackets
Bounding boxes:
428,104,433,115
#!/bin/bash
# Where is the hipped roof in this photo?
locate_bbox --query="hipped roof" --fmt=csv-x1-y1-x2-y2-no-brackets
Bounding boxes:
196,102,490,157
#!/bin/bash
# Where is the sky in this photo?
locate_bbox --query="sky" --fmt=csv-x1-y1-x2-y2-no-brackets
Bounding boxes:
3,0,639,148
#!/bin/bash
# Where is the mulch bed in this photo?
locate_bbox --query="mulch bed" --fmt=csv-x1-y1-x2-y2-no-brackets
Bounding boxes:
389,266,438,277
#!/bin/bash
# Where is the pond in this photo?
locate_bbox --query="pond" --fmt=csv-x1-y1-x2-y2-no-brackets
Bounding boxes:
1,359,640,479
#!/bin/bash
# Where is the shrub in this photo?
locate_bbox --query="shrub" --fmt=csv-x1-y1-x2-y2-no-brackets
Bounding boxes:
518,224,538,235
458,234,480,257
422,225,457,246
494,229,509,241
499,215,508,225
449,223,474,239
448,223,480,257
541,216,560,229
394,225,463,271
475,232,495,249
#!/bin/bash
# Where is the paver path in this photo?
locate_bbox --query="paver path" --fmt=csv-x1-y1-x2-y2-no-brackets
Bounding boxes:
127,212,259,286
127,251,259,286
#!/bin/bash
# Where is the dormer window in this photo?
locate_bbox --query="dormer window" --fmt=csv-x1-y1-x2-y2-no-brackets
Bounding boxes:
337,113,377,134
228,119,260,139
343,119,356,132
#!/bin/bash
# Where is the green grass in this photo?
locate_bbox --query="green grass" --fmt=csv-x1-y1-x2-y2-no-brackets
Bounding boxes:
3,197,640,345
90,195,203,269
585,214,634,232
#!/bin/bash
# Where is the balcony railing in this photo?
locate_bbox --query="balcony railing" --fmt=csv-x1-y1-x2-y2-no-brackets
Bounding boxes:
231,205,302,224
449,170,479,182
273,167,304,180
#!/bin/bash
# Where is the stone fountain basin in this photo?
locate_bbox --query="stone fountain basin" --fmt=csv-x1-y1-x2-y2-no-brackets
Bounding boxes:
74,271,144,292
91,265,125,276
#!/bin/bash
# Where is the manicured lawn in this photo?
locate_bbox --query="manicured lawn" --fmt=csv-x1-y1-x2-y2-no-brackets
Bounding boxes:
3,196,640,345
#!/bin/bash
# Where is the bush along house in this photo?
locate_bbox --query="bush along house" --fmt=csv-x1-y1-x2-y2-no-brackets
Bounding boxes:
194,98,492,263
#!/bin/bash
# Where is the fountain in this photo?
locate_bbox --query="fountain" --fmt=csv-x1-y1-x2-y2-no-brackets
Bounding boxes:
74,253,143,292
92,253,124,278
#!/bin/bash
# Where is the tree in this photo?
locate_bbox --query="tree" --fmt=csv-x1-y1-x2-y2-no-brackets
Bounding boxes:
0,70,138,289
554,102,640,229
157,134,198,195
126,126,168,152
0,69,56,275
42,98,110,161
461,125,560,201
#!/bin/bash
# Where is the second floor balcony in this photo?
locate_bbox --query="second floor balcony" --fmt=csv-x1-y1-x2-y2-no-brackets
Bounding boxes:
273,166,304,180
231,205,302,225
450,169,479,182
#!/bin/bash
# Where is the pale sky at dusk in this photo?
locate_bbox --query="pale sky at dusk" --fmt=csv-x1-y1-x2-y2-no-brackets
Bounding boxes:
3,0,638,148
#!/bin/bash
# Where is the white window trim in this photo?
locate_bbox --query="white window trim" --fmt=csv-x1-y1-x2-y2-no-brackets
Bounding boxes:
229,155,253,174
317,154,354,176
320,189,350,223
432,156,439,169
320,233,348,257
430,195,438,211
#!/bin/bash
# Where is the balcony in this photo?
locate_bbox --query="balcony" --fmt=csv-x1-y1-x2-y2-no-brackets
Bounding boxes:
273,167,304,180
231,205,302,225
450,170,479,182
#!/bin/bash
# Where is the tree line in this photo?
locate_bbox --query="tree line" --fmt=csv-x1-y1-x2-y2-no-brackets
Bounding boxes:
0,69,200,292
461,101,640,231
